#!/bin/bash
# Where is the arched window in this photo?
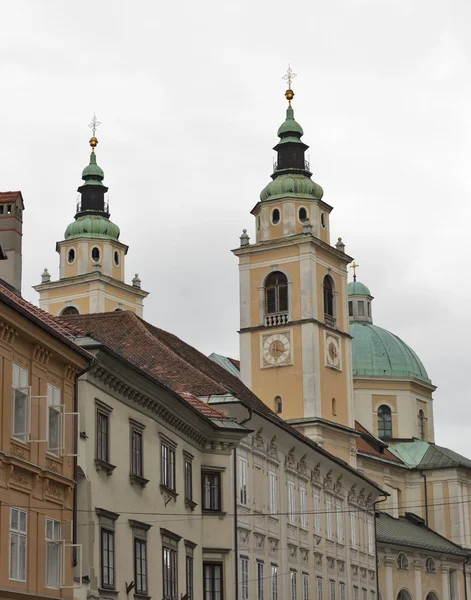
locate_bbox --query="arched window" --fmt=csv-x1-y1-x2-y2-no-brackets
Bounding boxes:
60,306,79,316
425,557,436,574
396,553,409,570
275,396,282,414
397,591,412,600
418,409,425,440
323,275,335,327
425,593,439,600
91,246,100,262
377,405,392,439
265,272,288,315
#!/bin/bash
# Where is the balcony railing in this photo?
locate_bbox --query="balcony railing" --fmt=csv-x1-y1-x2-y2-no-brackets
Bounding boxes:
265,312,289,327
272,159,311,172
324,314,336,329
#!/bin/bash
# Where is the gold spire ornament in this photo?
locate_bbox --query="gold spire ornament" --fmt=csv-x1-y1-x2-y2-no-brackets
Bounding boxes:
282,64,297,105
350,261,359,282
88,113,101,152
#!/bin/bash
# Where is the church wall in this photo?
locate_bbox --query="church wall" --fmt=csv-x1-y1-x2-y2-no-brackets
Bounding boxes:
319,333,351,427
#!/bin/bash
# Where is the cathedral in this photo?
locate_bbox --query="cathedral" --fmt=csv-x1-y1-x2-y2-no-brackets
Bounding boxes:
17,76,471,600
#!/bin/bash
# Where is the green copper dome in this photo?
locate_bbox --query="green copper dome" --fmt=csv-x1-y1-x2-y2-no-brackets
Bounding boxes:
348,281,371,296
81,152,105,185
260,173,324,202
277,106,304,138
350,321,431,384
64,215,120,241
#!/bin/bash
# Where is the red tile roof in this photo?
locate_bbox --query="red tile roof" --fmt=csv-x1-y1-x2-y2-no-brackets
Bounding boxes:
355,421,404,464
0,191,22,204
180,393,230,420
228,357,240,369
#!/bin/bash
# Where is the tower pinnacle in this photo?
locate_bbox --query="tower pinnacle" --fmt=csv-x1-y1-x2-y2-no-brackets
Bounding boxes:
282,65,297,106
88,114,101,153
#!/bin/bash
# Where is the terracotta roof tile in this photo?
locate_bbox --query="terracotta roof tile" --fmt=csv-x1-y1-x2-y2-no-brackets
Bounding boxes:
0,191,22,204
180,393,229,419
355,421,404,464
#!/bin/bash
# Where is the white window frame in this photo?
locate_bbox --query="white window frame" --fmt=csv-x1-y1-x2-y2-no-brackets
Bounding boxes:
302,573,309,600
270,564,278,600
269,472,277,515
336,500,344,543
241,556,249,600
47,384,62,454
326,495,333,540
316,577,323,600
45,518,62,588
330,580,336,600
288,481,295,524
350,511,357,548
314,493,321,534
12,364,30,442
300,487,307,529
353,586,359,600
290,570,297,600
239,457,248,506
257,561,264,600
367,516,374,554
362,588,367,600
340,582,346,600
9,507,27,582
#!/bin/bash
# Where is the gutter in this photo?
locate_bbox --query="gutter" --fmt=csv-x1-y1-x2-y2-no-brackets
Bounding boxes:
374,496,388,600
420,471,428,526
464,556,469,600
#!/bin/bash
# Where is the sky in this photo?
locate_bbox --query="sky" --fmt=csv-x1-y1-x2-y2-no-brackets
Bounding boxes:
0,0,470,454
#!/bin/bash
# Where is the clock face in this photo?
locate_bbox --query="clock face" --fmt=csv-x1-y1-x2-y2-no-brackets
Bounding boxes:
325,335,341,369
262,332,291,367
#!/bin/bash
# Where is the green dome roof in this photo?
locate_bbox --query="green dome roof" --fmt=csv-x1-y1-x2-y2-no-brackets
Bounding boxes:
81,152,105,185
260,173,324,202
277,106,304,138
64,215,120,241
350,321,431,384
348,281,371,296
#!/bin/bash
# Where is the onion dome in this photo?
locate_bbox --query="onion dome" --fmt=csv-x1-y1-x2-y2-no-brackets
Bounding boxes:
81,151,105,184
64,215,120,241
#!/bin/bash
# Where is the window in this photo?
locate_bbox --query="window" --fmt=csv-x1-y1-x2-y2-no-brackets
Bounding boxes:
203,563,223,600
163,545,178,600
336,500,343,542
67,248,76,263
350,511,357,548
241,557,249,600
270,564,278,600
96,405,111,463
367,302,371,317
300,487,307,528
9,508,27,581
61,306,79,315
418,409,425,440
348,301,353,317
358,301,365,316
91,246,101,261
302,574,309,600
321,212,326,228
323,275,335,323
450,569,458,600
257,562,264,600
425,557,436,574
326,496,333,539
202,471,221,511
47,384,62,454
299,207,308,223
131,426,143,478
45,519,61,587
362,589,367,600
291,571,297,600
186,546,194,600
339,583,345,600
332,397,337,416
288,481,295,524
370,592,375,600
314,493,321,534
367,516,374,554
275,396,283,414
7,203,12,213
269,472,277,515
12,364,29,442
161,440,176,491
0,205,3,214
330,581,336,600
101,528,115,589
239,458,248,505
185,455,193,501
134,539,148,594
265,271,288,315
271,208,281,225
353,587,359,600
377,405,392,439
114,251,120,266
316,578,323,600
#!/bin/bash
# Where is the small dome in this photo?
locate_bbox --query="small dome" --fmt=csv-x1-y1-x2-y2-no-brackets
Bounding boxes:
82,152,104,183
348,281,371,296
260,173,324,202
350,321,431,384
277,106,304,137
64,215,120,241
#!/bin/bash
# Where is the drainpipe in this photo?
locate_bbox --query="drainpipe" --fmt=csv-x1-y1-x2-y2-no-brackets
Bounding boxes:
463,556,469,600
420,471,428,526
374,495,388,600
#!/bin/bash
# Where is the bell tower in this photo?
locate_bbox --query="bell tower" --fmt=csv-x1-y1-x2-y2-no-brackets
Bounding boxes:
35,117,148,316
233,71,357,462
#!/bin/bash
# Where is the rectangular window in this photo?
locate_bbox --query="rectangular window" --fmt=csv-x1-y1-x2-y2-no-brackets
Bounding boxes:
367,302,371,317
300,488,307,529
12,364,29,442
270,564,278,600
185,455,193,501
241,557,249,600
350,511,357,548
326,496,333,539
358,301,365,316
302,573,309,600
288,481,295,524
202,471,221,511
362,589,367,600
45,518,61,587
353,586,359,600
186,554,194,600
336,500,343,542
203,563,223,600
348,301,353,317
131,428,143,477
316,577,323,600
96,409,110,463
161,441,176,490
290,571,297,600
269,472,277,515
370,592,375,600
367,516,374,554
314,493,321,533
340,583,346,600
9,507,27,581
47,384,62,454
101,528,115,589
239,458,248,505
163,546,178,600
330,581,336,600
134,539,147,594
257,562,264,600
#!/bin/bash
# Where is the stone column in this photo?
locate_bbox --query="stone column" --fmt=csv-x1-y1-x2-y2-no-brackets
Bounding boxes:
413,559,423,600
441,565,450,600
384,555,394,600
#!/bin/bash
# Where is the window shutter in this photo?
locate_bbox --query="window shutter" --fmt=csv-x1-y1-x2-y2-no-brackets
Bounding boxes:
278,284,288,312
266,287,277,314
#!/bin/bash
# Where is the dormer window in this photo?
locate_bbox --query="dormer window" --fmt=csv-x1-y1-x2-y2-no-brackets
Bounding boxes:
264,271,288,326
323,275,336,328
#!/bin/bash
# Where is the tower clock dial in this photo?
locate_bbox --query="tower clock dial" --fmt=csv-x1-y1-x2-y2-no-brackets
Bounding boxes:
325,335,341,369
262,331,292,367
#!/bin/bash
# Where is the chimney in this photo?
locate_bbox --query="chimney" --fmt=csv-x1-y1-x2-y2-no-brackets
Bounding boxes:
0,191,24,295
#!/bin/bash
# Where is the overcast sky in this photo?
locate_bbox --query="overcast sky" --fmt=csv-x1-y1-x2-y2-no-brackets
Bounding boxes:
1,0,470,454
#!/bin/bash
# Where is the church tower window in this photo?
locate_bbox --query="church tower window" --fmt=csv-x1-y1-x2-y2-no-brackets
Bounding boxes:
348,301,353,317
61,306,79,316
271,209,281,225
275,396,282,414
377,405,392,439
114,251,120,266
67,248,76,264
298,207,308,223
91,247,100,262
265,272,288,316
418,409,425,440
323,275,335,327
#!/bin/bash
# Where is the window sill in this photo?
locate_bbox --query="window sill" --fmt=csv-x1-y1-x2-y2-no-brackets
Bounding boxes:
95,458,117,475
185,498,198,511
130,474,149,488
98,588,118,595
133,593,150,600
202,509,227,517
160,484,178,500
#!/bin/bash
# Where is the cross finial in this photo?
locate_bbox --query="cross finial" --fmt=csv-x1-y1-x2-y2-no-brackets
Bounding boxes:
88,113,101,137
350,261,359,282
282,64,297,90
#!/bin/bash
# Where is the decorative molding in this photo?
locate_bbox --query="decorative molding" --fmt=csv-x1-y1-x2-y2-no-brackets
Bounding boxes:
254,533,265,549
268,537,279,554
300,548,309,565
360,567,367,580
351,564,359,577
45,457,61,474
65,364,79,381
252,428,266,457
10,468,30,488
369,570,375,582
324,470,333,490
298,454,309,480
348,484,357,504
238,528,250,546
33,345,52,366
311,463,321,487
10,444,27,460
285,447,297,472
327,556,335,570
288,544,297,561
0,320,18,344
314,552,323,567
45,481,63,500
334,474,343,495
267,436,279,464
337,560,345,574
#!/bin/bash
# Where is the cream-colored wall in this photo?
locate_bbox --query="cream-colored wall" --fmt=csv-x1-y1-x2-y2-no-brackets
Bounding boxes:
59,239,126,282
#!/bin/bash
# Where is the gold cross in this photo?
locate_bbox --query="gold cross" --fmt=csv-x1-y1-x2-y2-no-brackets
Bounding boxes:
88,113,101,137
282,64,297,90
350,261,359,281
